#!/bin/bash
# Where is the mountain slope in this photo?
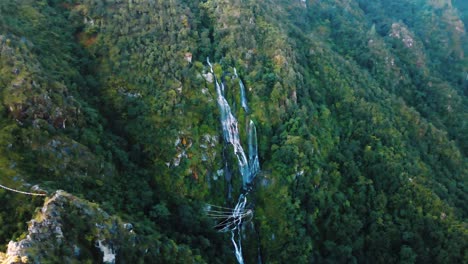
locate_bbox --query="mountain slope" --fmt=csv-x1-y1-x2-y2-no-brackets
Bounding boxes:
0,0,466,263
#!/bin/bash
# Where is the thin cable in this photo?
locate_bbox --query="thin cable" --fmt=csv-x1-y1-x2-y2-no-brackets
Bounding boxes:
206,210,235,214
205,203,237,210
205,208,235,213
213,212,251,228
206,213,236,217
0,184,46,196
206,210,250,218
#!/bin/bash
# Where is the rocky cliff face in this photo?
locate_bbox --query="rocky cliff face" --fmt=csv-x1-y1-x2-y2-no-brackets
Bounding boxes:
0,191,135,264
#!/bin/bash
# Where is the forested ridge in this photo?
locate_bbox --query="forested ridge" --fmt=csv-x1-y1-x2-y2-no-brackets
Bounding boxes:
0,0,466,263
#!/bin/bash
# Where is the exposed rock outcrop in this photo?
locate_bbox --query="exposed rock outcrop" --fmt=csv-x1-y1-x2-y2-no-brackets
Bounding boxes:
1,190,136,264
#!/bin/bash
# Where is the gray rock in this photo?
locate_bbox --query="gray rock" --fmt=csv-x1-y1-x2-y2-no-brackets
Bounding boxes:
1,190,137,262
123,223,133,231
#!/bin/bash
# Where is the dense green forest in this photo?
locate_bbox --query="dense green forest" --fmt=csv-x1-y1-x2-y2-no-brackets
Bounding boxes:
0,0,466,263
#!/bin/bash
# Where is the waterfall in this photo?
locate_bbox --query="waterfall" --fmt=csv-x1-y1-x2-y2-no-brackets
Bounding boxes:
207,57,214,73
231,194,247,264
207,58,260,263
213,64,252,190
235,68,249,113
248,120,260,184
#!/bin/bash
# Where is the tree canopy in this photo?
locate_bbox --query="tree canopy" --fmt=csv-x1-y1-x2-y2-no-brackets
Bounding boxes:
0,0,466,263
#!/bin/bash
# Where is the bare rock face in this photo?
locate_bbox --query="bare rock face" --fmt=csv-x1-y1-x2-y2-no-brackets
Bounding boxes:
389,22,415,48
184,52,193,63
6,241,32,257
2,190,135,264
202,72,214,83
0,253,29,264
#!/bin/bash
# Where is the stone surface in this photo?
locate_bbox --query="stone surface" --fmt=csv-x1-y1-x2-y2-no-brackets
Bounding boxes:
1,190,136,263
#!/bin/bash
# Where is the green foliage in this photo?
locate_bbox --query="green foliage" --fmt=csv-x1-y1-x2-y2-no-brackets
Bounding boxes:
0,0,466,263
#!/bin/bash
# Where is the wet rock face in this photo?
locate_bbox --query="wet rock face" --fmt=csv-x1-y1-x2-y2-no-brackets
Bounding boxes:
1,190,135,263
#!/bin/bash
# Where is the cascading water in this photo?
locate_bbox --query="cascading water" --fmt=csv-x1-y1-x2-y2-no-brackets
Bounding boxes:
248,120,260,183
209,58,257,190
216,78,250,188
234,68,249,113
206,58,260,263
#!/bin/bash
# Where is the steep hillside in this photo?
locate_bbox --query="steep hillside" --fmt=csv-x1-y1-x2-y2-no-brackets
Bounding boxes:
0,0,466,263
